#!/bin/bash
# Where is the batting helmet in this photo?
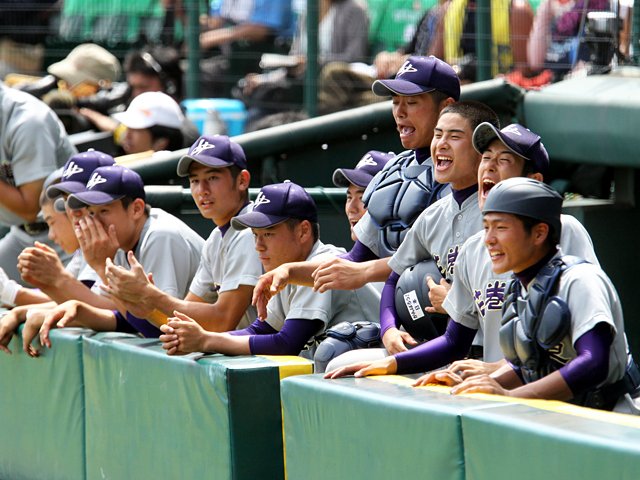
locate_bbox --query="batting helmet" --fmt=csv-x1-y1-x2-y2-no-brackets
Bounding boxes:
482,177,563,236
394,259,449,341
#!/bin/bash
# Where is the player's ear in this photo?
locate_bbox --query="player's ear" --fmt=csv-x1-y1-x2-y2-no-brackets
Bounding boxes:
237,169,250,192
527,172,543,182
130,198,147,219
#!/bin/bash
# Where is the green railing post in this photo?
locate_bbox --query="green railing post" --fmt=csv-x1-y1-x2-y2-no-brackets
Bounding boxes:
475,0,492,81
185,0,201,99
304,0,319,117
633,0,640,64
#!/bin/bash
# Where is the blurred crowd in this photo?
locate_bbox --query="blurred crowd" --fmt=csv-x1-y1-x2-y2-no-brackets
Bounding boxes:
0,0,635,139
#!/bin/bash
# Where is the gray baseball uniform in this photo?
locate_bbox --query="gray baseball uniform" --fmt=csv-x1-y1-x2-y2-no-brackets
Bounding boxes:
444,214,600,362
265,240,380,347
522,251,628,385
0,82,77,283
189,204,263,329
92,208,204,299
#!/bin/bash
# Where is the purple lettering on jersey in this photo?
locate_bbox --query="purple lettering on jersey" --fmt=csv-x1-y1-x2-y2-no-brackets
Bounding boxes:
446,245,460,276
474,280,506,318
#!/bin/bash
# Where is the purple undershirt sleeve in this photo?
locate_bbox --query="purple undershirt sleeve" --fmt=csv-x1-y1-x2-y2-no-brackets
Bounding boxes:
248,318,324,355
394,320,477,374
559,322,613,395
380,271,401,336
339,240,379,262
125,312,162,338
114,310,138,334
228,319,278,336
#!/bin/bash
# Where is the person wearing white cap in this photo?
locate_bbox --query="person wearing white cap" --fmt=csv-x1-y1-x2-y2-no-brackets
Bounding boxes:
112,91,185,155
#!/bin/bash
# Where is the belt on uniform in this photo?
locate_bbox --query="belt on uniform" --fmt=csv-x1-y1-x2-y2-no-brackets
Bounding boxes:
19,221,49,235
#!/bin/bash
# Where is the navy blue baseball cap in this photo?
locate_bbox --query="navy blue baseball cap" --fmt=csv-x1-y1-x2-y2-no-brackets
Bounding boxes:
177,134,247,177
332,150,395,188
231,181,318,229
473,123,550,175
46,150,115,199
372,55,460,100
66,165,145,209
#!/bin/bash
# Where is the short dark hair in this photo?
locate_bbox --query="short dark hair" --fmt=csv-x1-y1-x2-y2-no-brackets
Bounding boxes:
518,214,560,249
440,100,500,132
285,218,320,243
124,47,182,98
228,165,249,202
147,124,184,151
121,196,151,215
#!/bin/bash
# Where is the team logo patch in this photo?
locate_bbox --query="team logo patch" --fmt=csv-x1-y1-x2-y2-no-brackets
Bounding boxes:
356,154,378,169
396,61,417,77
190,138,216,157
503,125,523,136
86,173,108,190
62,161,84,179
254,192,270,208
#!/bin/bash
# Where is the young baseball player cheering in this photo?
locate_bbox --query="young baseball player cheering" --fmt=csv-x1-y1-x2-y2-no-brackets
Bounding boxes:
158,181,379,358
252,56,460,316
448,178,639,411
325,123,600,381
99,135,263,332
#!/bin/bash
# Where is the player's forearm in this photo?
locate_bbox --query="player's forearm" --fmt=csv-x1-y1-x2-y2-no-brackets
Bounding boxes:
200,23,271,48
44,276,116,309
69,304,118,331
281,261,320,287
202,332,251,355
0,181,40,222
15,288,51,306
508,370,573,401
160,296,240,332
362,258,392,284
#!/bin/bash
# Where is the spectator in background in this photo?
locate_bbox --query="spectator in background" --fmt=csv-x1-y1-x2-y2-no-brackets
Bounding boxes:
0,81,77,286
11,43,123,134
79,49,199,156
111,91,193,157
317,1,449,114
366,0,436,54
527,0,610,77
237,0,369,127
198,0,294,98
440,0,534,83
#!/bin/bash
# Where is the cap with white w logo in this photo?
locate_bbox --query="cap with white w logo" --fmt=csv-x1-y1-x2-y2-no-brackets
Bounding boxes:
46,150,115,199
66,165,146,209
177,134,247,177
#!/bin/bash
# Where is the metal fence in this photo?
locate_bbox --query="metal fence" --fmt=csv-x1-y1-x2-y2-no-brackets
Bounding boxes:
0,0,637,123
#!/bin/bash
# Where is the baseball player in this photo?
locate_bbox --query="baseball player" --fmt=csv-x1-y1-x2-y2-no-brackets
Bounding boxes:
252,56,460,318
447,178,638,411
325,123,600,380
158,182,379,359
100,135,263,333
23,165,204,353
332,150,395,242
0,81,77,285
322,101,499,373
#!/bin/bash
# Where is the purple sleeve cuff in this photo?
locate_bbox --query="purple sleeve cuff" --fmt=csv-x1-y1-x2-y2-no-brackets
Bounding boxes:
559,322,613,395
114,310,138,334
380,271,401,336
229,319,277,336
124,312,162,338
394,320,476,374
340,240,379,262
248,318,323,355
